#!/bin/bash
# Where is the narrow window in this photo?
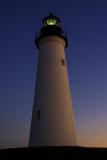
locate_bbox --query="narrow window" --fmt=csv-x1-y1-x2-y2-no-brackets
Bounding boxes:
36,110,40,120
61,59,65,66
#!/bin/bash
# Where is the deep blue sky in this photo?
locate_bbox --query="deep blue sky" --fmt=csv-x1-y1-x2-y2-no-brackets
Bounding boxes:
0,0,107,148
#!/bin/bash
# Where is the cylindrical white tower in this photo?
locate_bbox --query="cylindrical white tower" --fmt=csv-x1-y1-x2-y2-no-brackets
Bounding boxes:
29,13,76,146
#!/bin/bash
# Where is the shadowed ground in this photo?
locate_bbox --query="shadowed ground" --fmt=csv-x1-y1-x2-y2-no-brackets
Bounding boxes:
0,146,107,159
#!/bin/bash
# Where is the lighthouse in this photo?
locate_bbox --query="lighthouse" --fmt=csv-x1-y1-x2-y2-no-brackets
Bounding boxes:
29,13,76,146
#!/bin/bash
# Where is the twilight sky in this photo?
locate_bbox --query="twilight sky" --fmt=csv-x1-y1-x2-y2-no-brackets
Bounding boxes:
0,0,107,148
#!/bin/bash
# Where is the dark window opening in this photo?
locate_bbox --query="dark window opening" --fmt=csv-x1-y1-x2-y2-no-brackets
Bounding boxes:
36,110,40,120
61,59,65,66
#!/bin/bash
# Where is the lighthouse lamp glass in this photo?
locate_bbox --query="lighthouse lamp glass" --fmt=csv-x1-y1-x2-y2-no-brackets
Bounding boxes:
46,18,57,25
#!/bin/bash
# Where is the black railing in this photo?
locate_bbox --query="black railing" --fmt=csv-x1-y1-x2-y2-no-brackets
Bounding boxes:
35,27,68,48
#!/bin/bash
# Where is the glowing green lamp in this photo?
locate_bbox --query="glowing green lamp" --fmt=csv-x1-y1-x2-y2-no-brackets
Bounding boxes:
46,18,57,25
43,13,59,26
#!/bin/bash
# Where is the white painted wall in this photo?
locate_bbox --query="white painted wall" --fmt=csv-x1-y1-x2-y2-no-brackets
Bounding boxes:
29,36,76,146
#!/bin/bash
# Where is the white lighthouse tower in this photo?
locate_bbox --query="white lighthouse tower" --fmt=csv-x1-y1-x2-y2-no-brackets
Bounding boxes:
29,13,76,146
